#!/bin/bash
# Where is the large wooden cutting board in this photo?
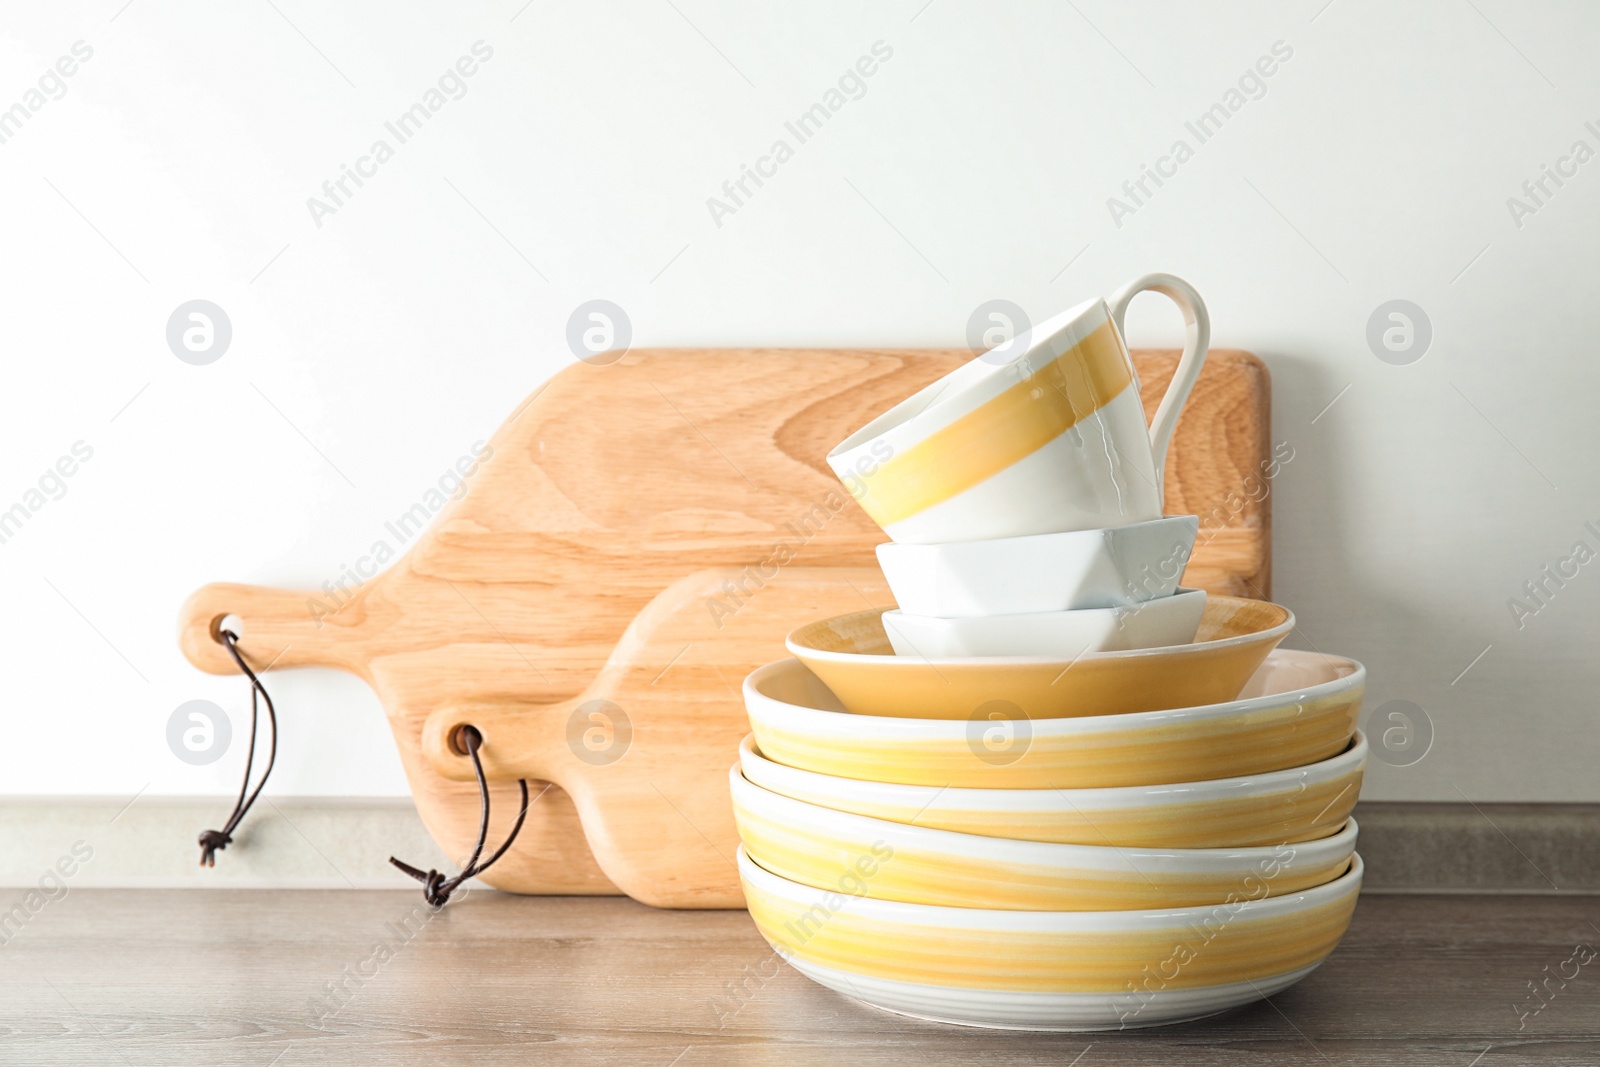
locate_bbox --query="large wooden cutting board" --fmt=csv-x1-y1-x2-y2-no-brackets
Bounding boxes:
178,348,1271,906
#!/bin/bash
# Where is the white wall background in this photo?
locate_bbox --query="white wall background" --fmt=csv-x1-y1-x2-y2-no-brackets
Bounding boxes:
3,0,1597,803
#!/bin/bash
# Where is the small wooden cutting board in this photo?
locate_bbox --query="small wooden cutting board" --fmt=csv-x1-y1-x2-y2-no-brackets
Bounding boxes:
179,348,1271,905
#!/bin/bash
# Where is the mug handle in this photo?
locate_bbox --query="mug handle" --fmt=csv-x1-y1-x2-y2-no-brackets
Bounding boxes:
1106,273,1210,494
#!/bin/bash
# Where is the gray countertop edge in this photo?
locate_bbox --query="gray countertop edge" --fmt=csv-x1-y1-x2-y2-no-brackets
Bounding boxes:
0,796,1595,893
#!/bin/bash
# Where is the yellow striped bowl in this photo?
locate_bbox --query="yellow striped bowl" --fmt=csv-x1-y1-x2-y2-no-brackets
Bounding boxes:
745,650,1364,789
730,767,1357,912
787,596,1292,719
737,731,1366,848
738,846,1363,1031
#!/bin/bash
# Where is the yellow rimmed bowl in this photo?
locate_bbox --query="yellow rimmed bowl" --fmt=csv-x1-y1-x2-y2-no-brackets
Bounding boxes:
745,649,1364,790
739,846,1363,1031
786,595,1293,719
729,767,1357,912
737,731,1367,848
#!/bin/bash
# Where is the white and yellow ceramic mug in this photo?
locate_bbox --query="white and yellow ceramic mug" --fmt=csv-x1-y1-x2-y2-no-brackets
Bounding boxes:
828,274,1210,543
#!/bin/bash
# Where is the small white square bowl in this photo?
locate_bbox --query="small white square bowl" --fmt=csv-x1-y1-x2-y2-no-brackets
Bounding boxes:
876,515,1198,618
881,587,1207,659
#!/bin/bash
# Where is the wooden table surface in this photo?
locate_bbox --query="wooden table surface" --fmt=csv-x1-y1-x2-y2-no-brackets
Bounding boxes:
3,890,1597,1066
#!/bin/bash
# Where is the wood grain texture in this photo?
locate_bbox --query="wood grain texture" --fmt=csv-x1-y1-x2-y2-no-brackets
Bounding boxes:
1138,349,1274,598
419,567,892,908
176,349,1269,903
2,889,1594,1065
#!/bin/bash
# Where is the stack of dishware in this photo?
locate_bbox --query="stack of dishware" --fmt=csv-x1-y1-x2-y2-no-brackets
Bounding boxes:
828,273,1220,666
730,274,1369,1031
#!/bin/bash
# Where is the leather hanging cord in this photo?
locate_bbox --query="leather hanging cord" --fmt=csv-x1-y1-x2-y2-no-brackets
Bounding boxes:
198,629,278,867
390,726,530,907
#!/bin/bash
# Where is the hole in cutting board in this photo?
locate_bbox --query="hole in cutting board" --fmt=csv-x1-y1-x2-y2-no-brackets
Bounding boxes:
210,613,243,642
448,724,482,758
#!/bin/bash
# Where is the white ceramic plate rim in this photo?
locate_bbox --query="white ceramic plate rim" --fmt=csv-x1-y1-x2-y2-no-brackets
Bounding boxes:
731,765,1359,874
738,845,1365,931
744,649,1366,736
738,731,1369,810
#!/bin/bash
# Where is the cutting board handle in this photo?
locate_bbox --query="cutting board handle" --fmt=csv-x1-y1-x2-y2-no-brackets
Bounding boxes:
179,581,360,676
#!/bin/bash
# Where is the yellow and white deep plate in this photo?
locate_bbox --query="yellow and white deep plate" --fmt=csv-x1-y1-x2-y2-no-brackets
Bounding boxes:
744,650,1365,789
737,731,1367,848
787,596,1293,719
730,767,1357,911
738,845,1364,1031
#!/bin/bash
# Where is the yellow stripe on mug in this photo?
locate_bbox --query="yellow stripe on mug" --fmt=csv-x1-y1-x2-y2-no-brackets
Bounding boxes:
853,321,1133,529
826,275,1210,544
